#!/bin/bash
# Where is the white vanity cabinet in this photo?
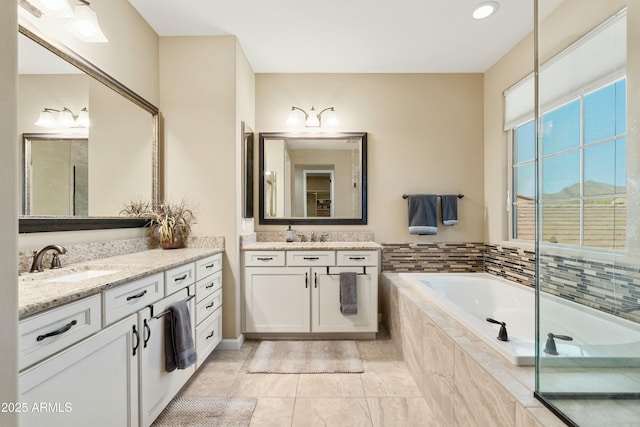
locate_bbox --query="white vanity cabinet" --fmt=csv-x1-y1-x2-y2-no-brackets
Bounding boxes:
193,254,223,368
19,312,139,427
243,249,379,334
138,285,196,427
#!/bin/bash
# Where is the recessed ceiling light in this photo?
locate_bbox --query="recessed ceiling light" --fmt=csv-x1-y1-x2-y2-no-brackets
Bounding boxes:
473,1,500,20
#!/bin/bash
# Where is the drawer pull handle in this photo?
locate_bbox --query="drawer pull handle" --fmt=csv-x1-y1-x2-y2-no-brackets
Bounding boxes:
205,283,215,289
305,272,308,288
206,331,215,340
303,257,320,261
349,257,366,260
175,274,188,282
126,290,147,301
205,263,215,269
256,257,273,261
132,325,140,356
205,302,215,309
37,320,77,342
143,319,151,348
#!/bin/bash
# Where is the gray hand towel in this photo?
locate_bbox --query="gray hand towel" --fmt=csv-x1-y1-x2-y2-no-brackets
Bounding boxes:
408,194,438,235
441,195,459,226
164,300,197,372
339,272,358,316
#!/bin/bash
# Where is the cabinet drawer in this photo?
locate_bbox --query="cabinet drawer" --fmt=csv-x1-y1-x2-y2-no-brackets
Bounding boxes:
165,262,196,295
195,307,222,368
196,253,222,280
337,251,379,267
103,273,164,325
195,289,222,325
244,251,285,266
196,270,222,302
19,294,102,371
287,251,336,266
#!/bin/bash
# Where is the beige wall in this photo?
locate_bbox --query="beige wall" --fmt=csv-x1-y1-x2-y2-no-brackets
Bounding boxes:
255,74,485,243
160,36,256,340
483,0,629,245
0,0,19,423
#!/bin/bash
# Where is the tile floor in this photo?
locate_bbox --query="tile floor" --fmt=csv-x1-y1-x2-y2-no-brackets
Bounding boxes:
177,328,436,426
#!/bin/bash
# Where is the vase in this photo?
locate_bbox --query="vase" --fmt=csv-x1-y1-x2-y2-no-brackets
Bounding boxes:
159,234,183,249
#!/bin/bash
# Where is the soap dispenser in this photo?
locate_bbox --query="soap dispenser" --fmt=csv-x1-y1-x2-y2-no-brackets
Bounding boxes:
286,225,295,242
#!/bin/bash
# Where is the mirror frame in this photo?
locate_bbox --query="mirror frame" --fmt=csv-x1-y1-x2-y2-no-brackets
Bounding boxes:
258,132,367,225
18,25,160,233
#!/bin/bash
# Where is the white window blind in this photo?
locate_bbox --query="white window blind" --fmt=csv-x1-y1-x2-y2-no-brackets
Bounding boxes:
504,9,626,130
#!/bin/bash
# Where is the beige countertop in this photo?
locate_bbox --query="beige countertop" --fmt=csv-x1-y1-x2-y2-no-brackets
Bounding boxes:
19,248,223,319
242,241,382,251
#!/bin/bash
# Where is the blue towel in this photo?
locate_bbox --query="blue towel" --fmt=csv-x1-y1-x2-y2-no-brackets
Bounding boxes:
441,195,459,226
164,300,197,372
407,195,438,235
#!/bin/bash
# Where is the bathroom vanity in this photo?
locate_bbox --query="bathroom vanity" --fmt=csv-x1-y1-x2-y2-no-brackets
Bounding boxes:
242,242,381,337
17,249,222,427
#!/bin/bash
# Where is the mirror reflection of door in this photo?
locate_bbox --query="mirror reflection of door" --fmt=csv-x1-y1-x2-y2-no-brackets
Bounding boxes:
24,135,88,216
303,170,334,217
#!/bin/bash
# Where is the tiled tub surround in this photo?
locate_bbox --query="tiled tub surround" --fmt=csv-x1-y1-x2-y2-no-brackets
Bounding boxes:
19,246,222,318
484,244,535,287
381,242,484,273
381,273,565,427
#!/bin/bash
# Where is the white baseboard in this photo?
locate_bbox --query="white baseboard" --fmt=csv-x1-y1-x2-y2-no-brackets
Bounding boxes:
216,334,245,351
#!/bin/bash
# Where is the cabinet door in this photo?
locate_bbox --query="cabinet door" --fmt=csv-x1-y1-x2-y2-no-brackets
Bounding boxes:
244,267,310,333
19,314,139,427
311,267,378,333
139,287,196,427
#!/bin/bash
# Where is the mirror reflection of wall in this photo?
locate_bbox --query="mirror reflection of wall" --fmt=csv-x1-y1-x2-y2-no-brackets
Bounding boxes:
260,133,366,223
17,31,156,218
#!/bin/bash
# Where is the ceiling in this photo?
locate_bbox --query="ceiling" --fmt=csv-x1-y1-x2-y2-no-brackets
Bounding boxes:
128,0,546,73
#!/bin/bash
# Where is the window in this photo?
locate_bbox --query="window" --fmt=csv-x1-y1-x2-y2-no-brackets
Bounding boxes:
511,79,627,249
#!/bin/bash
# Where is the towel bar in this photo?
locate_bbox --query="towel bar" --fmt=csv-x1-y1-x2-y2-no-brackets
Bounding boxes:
325,266,367,275
402,193,464,199
148,287,195,319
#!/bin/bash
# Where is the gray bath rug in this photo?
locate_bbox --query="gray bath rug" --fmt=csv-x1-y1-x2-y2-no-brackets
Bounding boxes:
248,340,364,374
151,396,257,427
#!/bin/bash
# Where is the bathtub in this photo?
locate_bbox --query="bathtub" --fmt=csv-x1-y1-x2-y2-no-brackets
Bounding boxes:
398,272,640,366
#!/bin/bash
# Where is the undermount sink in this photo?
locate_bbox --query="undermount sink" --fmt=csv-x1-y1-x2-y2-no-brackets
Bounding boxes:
44,269,120,283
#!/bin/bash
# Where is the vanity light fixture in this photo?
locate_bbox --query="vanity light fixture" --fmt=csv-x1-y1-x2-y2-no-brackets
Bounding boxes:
287,106,339,128
472,1,500,20
34,107,90,128
18,0,108,42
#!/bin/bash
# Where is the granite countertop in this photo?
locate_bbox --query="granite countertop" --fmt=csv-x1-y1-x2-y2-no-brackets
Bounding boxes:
242,241,382,251
19,248,223,319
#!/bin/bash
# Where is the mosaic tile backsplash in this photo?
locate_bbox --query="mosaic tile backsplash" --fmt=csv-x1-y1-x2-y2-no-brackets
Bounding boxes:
381,242,484,272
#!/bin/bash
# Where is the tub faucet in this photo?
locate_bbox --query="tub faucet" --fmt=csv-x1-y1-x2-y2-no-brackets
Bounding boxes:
30,244,67,273
544,333,573,355
486,318,509,341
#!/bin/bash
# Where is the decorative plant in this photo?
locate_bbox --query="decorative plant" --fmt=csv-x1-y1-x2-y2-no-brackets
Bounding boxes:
121,199,195,249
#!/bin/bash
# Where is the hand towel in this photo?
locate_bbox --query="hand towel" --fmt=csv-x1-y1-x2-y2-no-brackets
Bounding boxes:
407,194,438,235
440,195,459,226
339,272,358,316
164,300,197,372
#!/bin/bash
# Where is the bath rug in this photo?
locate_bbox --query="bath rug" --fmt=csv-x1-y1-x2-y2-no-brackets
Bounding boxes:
248,340,364,374
151,396,257,427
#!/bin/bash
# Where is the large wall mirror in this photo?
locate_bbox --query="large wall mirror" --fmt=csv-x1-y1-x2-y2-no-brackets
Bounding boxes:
259,132,367,225
17,25,159,232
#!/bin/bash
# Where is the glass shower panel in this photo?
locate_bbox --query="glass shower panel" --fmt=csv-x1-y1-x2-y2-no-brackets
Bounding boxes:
535,1,639,426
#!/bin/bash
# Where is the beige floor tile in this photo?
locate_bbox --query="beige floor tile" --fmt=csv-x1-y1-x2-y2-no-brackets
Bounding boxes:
292,397,372,427
297,373,365,397
367,397,436,427
249,397,295,427
357,338,403,362
361,362,422,397
179,362,243,396
229,372,299,397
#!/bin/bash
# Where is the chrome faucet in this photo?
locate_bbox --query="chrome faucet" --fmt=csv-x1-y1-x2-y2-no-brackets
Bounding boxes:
30,244,67,273
310,231,317,242
319,233,329,242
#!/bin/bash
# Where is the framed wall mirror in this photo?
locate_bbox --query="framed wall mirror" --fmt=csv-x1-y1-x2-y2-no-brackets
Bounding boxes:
17,25,159,233
259,132,367,225
242,121,254,219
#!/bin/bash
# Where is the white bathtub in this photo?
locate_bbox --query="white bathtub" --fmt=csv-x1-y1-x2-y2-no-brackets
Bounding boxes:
399,272,640,366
